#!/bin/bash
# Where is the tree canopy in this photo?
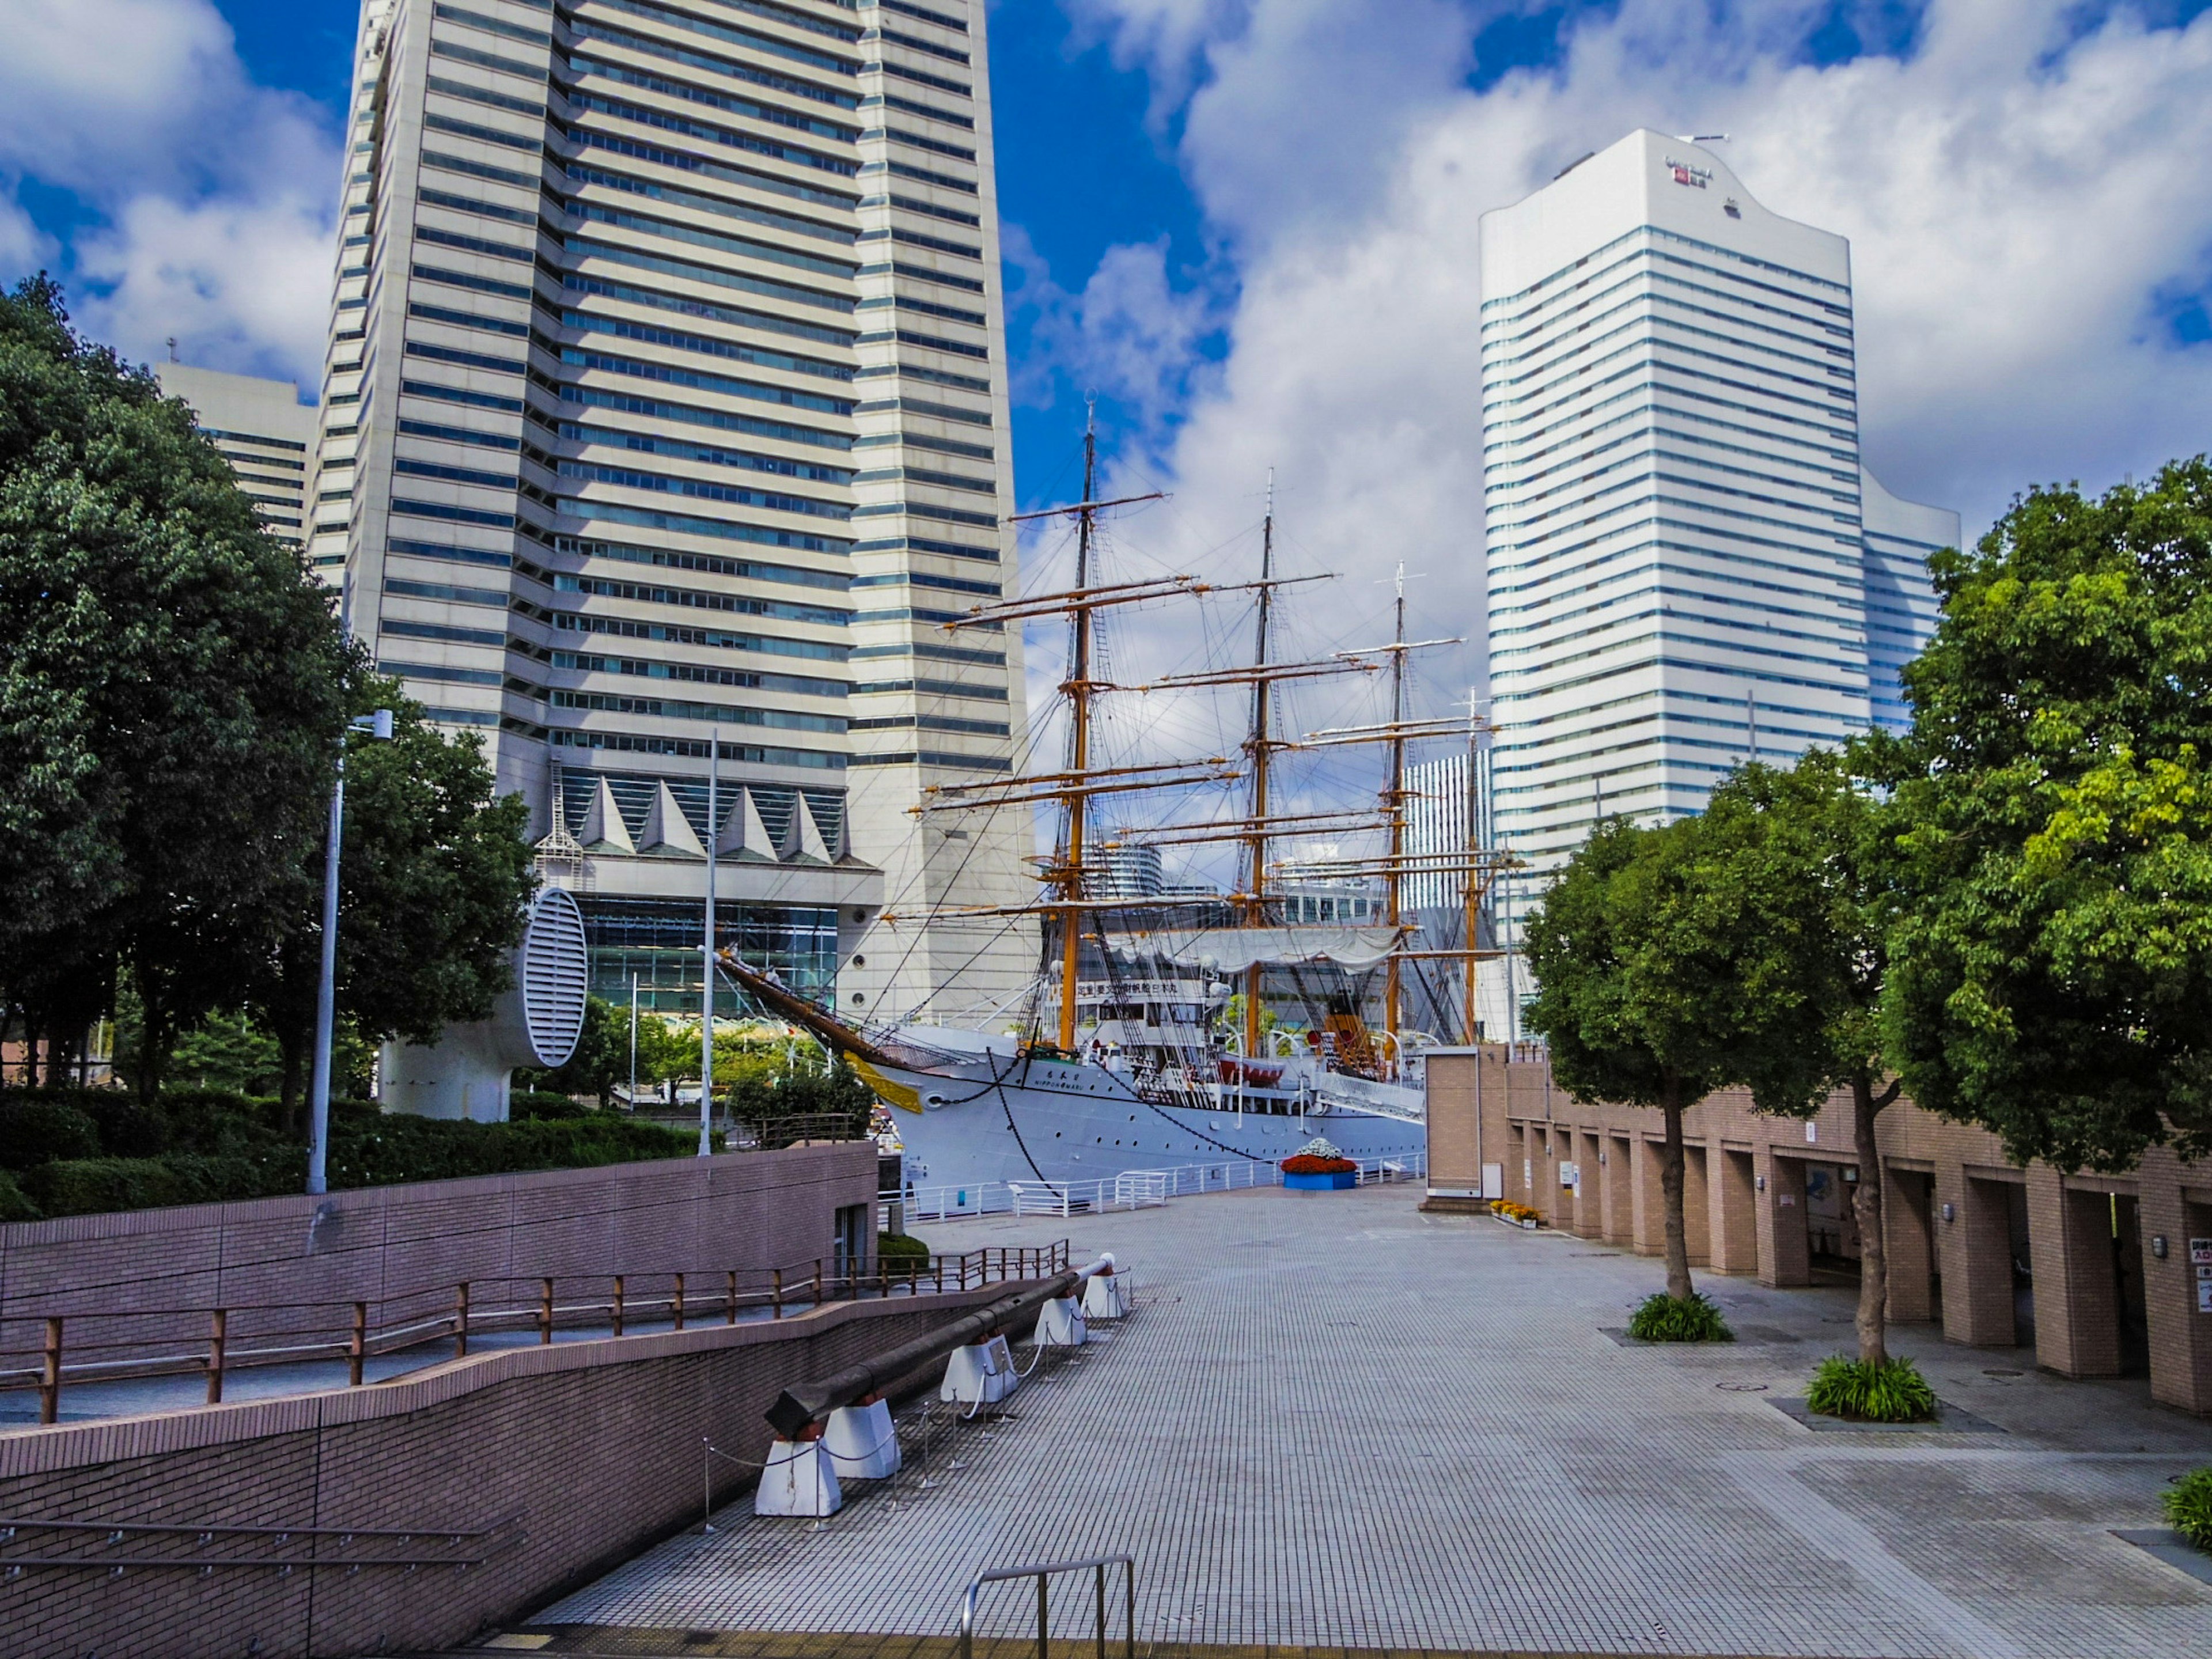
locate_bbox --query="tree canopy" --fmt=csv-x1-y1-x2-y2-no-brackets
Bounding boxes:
0,275,349,1090
1885,461,2212,1169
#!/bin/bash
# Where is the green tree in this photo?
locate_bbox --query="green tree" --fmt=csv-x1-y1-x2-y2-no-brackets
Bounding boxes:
1522,814,1745,1302
1886,461,2212,1169
536,995,630,1107
1699,745,1911,1366
0,276,350,1096
246,671,533,1120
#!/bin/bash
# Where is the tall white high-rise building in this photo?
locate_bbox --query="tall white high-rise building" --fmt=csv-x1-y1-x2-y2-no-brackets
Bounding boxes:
312,0,1035,1020
1480,131,1958,887
157,363,317,550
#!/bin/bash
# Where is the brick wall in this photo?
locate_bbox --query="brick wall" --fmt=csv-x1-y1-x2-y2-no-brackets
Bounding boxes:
0,1146,878,1367
0,1284,1014,1658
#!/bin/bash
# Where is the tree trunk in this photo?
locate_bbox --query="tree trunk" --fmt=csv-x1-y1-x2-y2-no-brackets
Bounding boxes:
1660,1086,1694,1301
1850,1073,1902,1368
134,984,172,1107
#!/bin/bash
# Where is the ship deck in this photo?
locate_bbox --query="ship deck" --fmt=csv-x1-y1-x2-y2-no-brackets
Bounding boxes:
517,1184,2212,1658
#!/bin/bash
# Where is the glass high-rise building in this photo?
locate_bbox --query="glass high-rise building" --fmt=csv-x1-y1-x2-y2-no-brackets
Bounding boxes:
1480,131,1957,889
310,0,1035,1019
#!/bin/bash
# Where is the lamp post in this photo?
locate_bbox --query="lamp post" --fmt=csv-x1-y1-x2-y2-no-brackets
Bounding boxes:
699,726,717,1157
306,708,394,1196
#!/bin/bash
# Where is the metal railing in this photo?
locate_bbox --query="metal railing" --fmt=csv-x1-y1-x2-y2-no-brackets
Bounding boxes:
0,1511,521,1577
0,1244,1071,1426
892,1150,1426,1223
960,1554,1135,1659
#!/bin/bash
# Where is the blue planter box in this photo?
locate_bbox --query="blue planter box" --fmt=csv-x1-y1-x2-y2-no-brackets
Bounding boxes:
1283,1170,1358,1191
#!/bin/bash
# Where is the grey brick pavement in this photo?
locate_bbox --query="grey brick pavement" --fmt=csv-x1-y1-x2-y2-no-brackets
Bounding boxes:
534,1184,2212,1657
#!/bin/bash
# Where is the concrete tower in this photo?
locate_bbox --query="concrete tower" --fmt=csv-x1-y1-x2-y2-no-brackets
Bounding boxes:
1480,131,1958,890
309,0,1036,1020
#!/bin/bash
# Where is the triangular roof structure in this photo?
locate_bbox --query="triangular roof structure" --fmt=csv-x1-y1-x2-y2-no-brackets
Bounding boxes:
637,781,706,858
577,776,636,854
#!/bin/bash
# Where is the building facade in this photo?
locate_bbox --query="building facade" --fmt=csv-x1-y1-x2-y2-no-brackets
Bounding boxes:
1424,1050,2212,1417
310,0,1035,1018
157,363,317,550
1480,131,1960,887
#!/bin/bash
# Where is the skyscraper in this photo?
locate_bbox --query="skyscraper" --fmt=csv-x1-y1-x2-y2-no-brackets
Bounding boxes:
157,363,316,551
1480,131,1958,887
311,0,1035,1020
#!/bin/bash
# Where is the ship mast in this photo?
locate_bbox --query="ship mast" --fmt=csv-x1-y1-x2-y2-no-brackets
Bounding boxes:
1243,472,1276,1059
1056,415,1101,1051
1384,564,1408,1073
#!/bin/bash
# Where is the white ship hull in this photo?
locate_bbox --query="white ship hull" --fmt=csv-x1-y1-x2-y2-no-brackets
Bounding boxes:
869,1041,1426,1191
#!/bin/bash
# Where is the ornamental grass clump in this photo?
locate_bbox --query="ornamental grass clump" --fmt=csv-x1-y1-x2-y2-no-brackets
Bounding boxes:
1805,1355,1938,1423
2165,1468,2212,1553
1627,1291,1734,1343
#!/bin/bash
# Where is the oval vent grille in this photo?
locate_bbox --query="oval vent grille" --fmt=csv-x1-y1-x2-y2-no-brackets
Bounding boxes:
519,888,589,1068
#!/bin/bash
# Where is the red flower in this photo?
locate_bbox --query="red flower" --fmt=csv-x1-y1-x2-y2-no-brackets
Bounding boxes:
1281,1154,1358,1175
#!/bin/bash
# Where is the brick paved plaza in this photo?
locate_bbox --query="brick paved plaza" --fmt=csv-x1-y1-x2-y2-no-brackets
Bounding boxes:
522,1183,2212,1658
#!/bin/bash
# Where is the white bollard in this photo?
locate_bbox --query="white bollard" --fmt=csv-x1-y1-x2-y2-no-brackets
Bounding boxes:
824,1399,902,1479
940,1334,1019,1406
1031,1295,1087,1347
1082,1269,1131,1320
754,1438,843,1517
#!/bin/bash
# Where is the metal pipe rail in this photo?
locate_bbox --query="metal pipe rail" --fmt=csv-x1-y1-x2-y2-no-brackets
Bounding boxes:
0,1512,518,1575
0,1244,1073,1425
960,1554,1135,1659
764,1262,1093,1440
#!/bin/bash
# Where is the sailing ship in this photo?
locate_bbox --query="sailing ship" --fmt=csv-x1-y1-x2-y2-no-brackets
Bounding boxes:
714,427,1506,1192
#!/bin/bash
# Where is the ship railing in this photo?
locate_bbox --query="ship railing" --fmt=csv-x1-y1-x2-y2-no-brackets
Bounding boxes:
893,1151,1426,1223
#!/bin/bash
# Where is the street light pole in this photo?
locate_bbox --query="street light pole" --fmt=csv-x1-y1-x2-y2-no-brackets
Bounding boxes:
306,708,393,1196
699,726,717,1157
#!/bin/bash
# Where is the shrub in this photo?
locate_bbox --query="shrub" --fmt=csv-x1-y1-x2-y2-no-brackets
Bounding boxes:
325,1114,701,1189
512,1090,590,1121
24,1153,297,1218
0,1169,40,1222
1627,1291,1735,1343
0,1098,102,1170
878,1231,930,1262
1805,1355,1938,1422
83,1096,171,1158
2162,1468,2212,1553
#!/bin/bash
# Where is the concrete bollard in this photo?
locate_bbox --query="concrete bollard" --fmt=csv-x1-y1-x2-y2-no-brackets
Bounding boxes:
824,1399,901,1480
1082,1268,1131,1320
1031,1295,1088,1347
755,1438,843,1517
939,1334,1019,1406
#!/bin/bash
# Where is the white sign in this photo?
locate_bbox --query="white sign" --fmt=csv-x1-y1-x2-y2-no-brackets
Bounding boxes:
1481,1162,1503,1200
2190,1236,2212,1267
1560,1161,1580,1188
2199,1274,2212,1316
1805,1122,1819,1143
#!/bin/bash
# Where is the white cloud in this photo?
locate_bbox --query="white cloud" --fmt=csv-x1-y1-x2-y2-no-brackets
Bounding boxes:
0,0,340,385
1058,0,2212,716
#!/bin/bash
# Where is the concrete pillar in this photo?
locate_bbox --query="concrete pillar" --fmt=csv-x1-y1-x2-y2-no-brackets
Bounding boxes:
1755,1149,1810,1288
1709,1147,1758,1274
2139,1156,2212,1415
1884,1166,1936,1325
1632,1135,1665,1257
1940,1170,2018,1347
2027,1172,2123,1378
1510,1123,1531,1206
1605,1135,1635,1246
1683,1145,1712,1267
1574,1130,1604,1238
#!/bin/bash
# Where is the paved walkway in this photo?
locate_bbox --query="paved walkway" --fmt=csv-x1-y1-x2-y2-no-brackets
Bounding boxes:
514,1184,2211,1658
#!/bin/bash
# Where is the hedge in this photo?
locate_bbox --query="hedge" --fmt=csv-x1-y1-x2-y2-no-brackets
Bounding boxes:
878,1231,931,1262
0,1088,715,1221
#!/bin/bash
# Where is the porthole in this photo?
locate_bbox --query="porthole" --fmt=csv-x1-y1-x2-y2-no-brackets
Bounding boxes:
852,954,867,968
851,992,865,1006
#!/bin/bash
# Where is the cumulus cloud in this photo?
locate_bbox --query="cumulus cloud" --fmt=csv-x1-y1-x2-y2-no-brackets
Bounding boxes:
0,0,340,384
1051,0,2212,722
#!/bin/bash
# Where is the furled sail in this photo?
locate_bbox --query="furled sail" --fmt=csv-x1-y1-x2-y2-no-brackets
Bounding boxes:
1106,925,1404,974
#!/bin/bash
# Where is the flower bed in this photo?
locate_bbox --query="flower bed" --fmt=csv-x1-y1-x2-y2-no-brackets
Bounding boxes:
1488,1198,1541,1229
1281,1153,1358,1176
